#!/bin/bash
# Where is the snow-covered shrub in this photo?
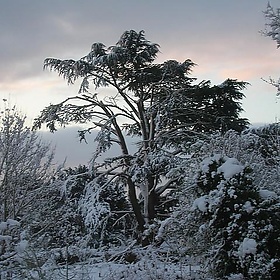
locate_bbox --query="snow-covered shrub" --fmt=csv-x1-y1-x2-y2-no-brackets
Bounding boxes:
191,125,280,195
0,219,28,278
99,244,196,280
0,104,55,224
28,164,131,255
28,167,87,251
80,177,132,248
169,154,280,279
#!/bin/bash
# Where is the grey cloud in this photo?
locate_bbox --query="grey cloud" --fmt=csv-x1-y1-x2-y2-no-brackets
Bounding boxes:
1,0,279,127
39,126,97,167
0,0,270,83
39,125,138,167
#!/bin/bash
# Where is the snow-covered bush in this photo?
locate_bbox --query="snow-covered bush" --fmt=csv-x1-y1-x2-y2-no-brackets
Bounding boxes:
29,165,131,256
0,218,28,278
168,153,280,279
80,174,131,247
28,170,86,251
191,126,280,194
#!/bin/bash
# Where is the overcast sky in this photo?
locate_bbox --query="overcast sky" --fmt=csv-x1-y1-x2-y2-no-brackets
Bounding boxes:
1,0,280,166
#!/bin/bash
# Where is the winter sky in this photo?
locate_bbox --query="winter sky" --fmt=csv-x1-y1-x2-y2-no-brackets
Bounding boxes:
1,0,280,166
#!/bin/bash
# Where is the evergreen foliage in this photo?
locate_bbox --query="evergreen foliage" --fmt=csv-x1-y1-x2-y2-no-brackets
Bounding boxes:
190,79,249,133
167,142,280,279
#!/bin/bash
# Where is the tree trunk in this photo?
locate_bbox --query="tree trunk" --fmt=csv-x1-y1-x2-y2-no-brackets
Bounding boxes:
147,175,156,220
126,177,145,232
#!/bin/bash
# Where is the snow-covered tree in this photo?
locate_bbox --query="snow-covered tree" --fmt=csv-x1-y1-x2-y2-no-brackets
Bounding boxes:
263,2,280,96
0,103,55,278
264,2,280,48
0,103,54,221
33,30,249,244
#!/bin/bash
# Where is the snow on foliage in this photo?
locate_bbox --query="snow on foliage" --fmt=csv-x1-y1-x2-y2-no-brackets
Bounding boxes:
6,219,20,227
15,239,28,254
217,157,244,180
237,238,257,257
166,150,280,279
264,3,280,48
259,189,278,200
0,217,27,277
80,180,111,232
0,221,8,231
191,195,208,213
263,3,280,96
192,127,280,195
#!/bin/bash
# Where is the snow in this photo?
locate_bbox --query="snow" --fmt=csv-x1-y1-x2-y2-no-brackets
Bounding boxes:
259,189,278,200
191,195,208,212
228,274,245,280
16,240,28,253
243,201,254,213
200,155,244,180
200,154,221,173
0,221,8,231
0,219,20,241
36,261,201,280
6,218,20,227
237,238,257,257
156,217,172,241
0,235,12,242
217,157,244,180
80,182,111,230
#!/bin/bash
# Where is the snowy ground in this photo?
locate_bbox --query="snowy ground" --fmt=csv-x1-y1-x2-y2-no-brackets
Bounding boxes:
44,261,203,280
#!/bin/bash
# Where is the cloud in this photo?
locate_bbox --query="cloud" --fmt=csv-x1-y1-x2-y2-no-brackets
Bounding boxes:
39,126,97,167
39,125,139,167
1,0,279,131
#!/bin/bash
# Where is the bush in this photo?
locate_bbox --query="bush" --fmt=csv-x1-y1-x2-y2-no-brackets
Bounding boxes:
172,154,280,279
